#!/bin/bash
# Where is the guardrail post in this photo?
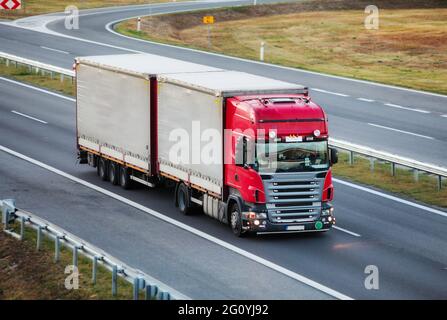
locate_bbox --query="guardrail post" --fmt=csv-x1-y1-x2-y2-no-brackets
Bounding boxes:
133,277,140,300
5,59,9,67
60,74,64,83
390,162,396,177
2,207,8,231
145,285,158,300
160,291,170,300
54,236,60,262
73,246,79,267
370,158,375,173
348,151,354,165
413,169,419,182
437,176,442,191
92,256,98,285
36,226,42,251
112,265,118,296
19,216,25,240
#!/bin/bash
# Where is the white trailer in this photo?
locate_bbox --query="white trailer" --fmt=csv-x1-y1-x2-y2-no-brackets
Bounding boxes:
76,53,221,175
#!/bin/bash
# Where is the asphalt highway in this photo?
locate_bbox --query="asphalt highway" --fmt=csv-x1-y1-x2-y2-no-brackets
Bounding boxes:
0,0,446,166
0,77,446,299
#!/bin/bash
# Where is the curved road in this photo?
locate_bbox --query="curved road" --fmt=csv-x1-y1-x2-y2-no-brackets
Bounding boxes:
0,1,446,299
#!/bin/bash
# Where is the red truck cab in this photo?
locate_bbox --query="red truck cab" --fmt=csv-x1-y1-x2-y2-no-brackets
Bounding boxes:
224,93,337,236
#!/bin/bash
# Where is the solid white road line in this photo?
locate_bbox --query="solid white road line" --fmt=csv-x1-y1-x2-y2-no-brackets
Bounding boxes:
11,110,47,124
40,46,69,55
311,88,349,97
368,123,434,140
384,103,430,114
0,77,75,102
441,114,447,118
357,98,375,102
333,178,447,218
0,145,353,300
333,226,361,238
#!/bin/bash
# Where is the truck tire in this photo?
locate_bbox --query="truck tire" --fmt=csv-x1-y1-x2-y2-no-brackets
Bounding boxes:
230,203,246,237
176,183,192,215
119,166,132,190
109,162,120,185
98,158,108,181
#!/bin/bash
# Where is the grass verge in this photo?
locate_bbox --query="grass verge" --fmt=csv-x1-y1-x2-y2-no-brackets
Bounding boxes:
116,0,447,94
0,219,137,299
0,0,170,20
0,59,445,209
0,59,74,96
333,152,447,208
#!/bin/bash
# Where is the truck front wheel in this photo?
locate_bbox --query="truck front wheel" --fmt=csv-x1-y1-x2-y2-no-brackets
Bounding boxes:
98,158,108,181
230,203,246,237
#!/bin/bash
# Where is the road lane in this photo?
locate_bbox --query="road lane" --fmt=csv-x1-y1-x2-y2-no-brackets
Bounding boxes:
0,78,446,299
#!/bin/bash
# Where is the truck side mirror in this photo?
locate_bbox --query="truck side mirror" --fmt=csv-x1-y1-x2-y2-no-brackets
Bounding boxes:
330,148,338,165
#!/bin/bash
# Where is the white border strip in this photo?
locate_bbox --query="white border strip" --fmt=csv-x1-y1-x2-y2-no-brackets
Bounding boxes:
0,76,75,102
0,144,352,300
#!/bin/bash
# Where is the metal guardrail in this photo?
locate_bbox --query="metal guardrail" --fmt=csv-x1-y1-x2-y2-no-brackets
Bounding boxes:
0,199,189,300
0,52,445,189
0,51,74,82
330,138,446,190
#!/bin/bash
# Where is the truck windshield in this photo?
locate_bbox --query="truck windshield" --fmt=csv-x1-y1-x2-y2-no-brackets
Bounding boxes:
255,140,329,173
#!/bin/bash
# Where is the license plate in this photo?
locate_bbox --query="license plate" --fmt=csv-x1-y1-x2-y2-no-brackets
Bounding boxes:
286,225,305,231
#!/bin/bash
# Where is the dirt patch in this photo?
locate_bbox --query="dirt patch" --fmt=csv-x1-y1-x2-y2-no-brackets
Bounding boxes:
0,224,134,299
0,230,86,299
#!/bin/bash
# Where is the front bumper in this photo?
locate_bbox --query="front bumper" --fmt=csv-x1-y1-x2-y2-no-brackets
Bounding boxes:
242,203,335,234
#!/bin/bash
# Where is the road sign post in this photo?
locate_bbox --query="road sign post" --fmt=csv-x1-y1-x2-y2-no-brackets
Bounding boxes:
260,41,265,61
203,15,214,49
137,17,141,32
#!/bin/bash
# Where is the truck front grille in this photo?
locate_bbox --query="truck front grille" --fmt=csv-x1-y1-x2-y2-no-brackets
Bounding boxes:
263,174,324,224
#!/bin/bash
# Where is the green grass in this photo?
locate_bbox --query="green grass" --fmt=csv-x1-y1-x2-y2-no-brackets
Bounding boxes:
333,152,447,208
0,217,142,299
0,59,74,96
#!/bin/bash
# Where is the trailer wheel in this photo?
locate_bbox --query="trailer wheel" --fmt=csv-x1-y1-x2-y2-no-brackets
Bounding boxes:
176,183,192,215
98,158,108,181
230,203,246,237
109,162,120,185
120,166,132,190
